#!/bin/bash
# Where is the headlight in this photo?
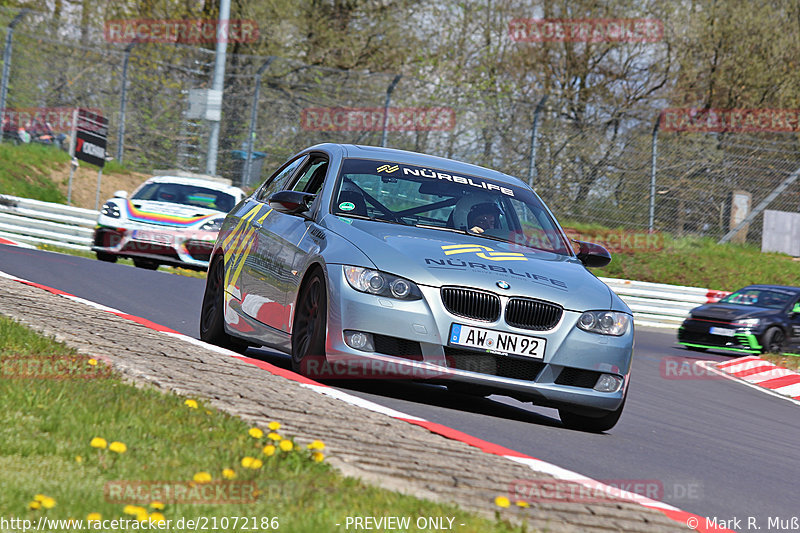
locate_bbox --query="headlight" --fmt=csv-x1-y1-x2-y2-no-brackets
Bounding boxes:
577,311,631,336
734,318,760,328
199,218,224,231
343,266,422,300
101,202,120,219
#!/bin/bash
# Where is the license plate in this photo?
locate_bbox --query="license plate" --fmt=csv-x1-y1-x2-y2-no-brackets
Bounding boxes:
133,230,173,245
709,326,736,337
449,324,545,359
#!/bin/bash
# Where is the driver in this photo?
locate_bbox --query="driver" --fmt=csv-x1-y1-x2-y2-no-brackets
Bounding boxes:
467,202,502,234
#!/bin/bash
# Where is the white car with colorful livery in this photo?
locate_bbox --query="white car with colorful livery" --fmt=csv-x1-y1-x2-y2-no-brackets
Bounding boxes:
92,174,245,270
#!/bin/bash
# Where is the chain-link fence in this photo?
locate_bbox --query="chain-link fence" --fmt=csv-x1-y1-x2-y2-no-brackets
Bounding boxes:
1,6,798,246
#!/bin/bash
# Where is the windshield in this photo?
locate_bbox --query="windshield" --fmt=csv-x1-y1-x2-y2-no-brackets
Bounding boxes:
331,158,572,256
719,288,794,309
132,182,235,213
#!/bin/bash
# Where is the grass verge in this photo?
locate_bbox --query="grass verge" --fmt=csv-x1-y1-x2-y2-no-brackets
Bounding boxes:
761,353,800,372
0,316,524,531
0,143,69,203
563,221,800,290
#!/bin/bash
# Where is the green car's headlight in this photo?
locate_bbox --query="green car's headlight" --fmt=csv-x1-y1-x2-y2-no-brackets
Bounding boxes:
344,266,422,301
577,311,631,336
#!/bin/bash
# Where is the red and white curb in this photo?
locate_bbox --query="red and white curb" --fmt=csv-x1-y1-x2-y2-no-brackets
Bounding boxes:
0,269,731,533
713,356,800,404
0,236,34,248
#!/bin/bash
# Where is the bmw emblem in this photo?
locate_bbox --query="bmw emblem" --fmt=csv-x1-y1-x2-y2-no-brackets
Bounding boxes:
496,280,510,290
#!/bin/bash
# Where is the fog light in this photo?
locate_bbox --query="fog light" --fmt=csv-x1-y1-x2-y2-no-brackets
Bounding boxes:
344,330,374,352
593,374,623,393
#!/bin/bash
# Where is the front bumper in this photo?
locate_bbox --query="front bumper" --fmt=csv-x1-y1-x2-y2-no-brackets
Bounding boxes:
318,264,632,413
92,224,216,269
677,319,763,353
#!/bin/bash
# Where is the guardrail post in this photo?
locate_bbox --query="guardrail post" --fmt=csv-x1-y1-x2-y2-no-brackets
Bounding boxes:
243,57,274,188
649,114,660,232
380,74,402,147
0,9,29,144
527,95,548,188
116,40,138,163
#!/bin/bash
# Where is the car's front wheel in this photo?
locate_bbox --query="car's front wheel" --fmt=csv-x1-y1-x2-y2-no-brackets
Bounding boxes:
200,255,243,351
291,269,327,374
559,391,626,433
95,252,117,263
133,258,159,270
762,327,785,354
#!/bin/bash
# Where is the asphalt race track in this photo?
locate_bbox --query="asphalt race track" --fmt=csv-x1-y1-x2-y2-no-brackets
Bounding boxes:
2,243,799,530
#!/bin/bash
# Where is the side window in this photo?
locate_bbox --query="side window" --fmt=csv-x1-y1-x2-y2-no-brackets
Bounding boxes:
291,156,329,195
255,155,307,202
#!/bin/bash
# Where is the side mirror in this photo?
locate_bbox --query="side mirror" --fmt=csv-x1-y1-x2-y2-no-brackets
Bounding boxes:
113,190,128,199
268,190,315,216
573,240,611,268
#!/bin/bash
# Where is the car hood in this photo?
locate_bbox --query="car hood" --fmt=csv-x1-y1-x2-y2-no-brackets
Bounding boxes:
321,215,616,311
116,199,222,227
690,303,777,321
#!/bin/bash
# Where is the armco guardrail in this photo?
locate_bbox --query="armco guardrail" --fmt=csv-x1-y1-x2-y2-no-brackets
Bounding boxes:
0,194,97,251
600,277,730,329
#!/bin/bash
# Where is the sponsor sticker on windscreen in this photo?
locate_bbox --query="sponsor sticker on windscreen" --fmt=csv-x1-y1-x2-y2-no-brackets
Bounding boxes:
449,324,545,359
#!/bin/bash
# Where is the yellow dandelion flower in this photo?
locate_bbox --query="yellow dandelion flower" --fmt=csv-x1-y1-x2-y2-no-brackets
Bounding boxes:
241,456,254,468
184,399,198,409
515,500,530,508
311,451,325,463
150,512,166,523
267,432,281,441
262,445,276,457
75,455,83,463
248,427,264,439
205,410,212,415
136,510,149,522
40,497,55,509
90,437,107,449
268,421,280,430
28,501,41,510
279,439,293,452
33,494,46,502
123,505,146,516
87,359,98,366
249,458,263,469
252,489,262,498
87,513,101,522
109,441,127,454
149,501,165,510
222,468,236,480
494,496,510,508
306,440,325,450
193,471,212,483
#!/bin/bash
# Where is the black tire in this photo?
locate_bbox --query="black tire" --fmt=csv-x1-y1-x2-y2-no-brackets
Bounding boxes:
762,327,785,354
200,255,240,350
133,258,159,270
291,269,327,374
95,252,117,263
559,392,627,433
